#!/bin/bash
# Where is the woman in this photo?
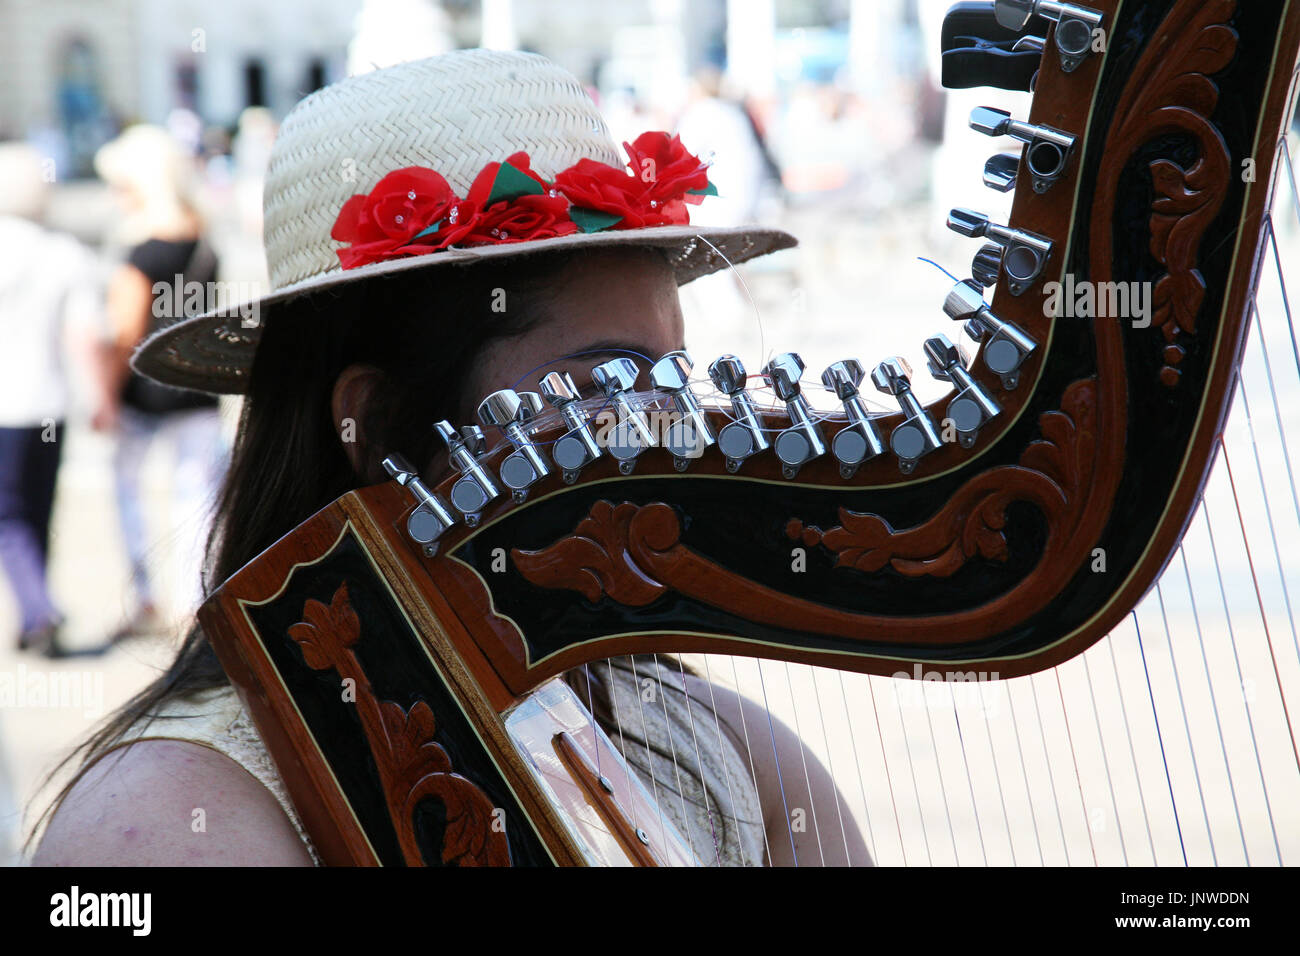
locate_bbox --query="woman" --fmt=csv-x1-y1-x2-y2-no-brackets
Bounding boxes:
92,125,226,636
32,50,868,866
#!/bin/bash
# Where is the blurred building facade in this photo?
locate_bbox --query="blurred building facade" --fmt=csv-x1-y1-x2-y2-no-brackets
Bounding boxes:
1,0,916,177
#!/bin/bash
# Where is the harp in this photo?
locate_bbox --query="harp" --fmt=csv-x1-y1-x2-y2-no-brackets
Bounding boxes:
199,0,1300,865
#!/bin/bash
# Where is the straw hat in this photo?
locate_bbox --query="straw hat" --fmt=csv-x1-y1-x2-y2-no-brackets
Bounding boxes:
133,49,797,395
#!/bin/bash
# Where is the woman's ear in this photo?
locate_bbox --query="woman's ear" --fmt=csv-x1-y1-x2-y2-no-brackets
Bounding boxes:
331,364,384,476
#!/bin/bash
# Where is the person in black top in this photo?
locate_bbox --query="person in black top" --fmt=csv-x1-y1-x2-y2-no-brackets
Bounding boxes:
93,126,227,640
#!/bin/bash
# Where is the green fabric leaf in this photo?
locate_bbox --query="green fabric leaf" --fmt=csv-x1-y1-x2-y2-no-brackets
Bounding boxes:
487,162,545,205
569,207,624,233
687,181,719,197
409,220,443,242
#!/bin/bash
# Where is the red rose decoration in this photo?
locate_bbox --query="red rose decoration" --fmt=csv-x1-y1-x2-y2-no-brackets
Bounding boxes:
331,167,468,268
458,153,579,243
554,158,685,229
623,131,710,206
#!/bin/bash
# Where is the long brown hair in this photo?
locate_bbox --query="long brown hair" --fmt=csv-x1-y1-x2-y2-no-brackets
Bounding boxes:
31,247,675,844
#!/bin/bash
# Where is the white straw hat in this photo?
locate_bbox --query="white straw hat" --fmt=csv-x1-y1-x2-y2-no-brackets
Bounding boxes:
133,49,797,395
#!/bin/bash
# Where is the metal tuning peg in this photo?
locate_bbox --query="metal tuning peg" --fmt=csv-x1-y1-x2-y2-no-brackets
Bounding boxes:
969,107,1076,194
434,421,501,526
762,353,826,479
994,0,1103,73
382,453,458,555
590,357,655,475
943,279,1039,390
478,389,552,504
983,152,1021,193
947,208,1053,295
539,370,603,483
650,350,715,472
708,355,770,473
924,335,1002,449
872,358,943,475
972,243,1005,288
821,360,885,479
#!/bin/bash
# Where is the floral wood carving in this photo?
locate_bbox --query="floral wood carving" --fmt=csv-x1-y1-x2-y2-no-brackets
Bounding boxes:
288,582,510,866
789,379,1098,577
511,501,681,607
1107,0,1238,387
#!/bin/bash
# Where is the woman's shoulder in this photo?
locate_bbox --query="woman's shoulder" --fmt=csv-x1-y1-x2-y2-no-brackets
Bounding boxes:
31,736,314,866
31,687,314,866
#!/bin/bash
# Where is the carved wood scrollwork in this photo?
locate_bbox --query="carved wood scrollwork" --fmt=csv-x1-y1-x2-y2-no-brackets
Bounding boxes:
789,380,1097,578
1110,0,1238,386
288,583,511,866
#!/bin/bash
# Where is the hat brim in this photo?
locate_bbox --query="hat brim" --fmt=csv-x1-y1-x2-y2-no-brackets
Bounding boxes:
132,223,798,395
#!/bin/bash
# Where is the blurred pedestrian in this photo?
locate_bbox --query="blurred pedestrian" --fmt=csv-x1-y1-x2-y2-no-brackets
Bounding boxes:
0,144,103,654
92,126,226,639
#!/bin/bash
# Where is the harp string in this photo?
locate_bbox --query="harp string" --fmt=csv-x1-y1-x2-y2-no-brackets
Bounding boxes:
780,662,828,865
1083,653,1130,864
1004,686,1045,865
667,656,722,865
1132,607,1190,866
696,655,748,863
809,667,856,864
755,658,799,865
1199,495,1285,864
626,655,676,859
1105,633,1158,863
1054,668,1099,865
728,655,775,866
1178,546,1253,863
1028,676,1071,862
1219,432,1300,776
648,653,708,863
978,684,1019,864
951,699,993,865
836,670,879,862
867,673,909,865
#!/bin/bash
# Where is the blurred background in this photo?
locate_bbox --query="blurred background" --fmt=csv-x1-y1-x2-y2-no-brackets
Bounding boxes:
1,0,1298,867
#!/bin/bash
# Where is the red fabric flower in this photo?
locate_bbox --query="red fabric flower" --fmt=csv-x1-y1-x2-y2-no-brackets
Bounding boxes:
331,167,468,268
459,153,579,243
623,131,710,206
554,158,685,228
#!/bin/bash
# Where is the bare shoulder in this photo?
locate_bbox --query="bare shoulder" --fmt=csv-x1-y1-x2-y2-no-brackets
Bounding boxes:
32,739,314,867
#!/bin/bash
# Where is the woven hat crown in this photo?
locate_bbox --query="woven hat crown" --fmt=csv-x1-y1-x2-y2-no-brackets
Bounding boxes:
262,49,622,291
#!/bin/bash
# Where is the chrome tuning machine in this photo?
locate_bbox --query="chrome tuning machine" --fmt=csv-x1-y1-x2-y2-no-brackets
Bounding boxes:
970,107,1076,194
382,453,458,555
972,243,1005,288
983,151,1021,193
763,353,827,479
539,370,603,483
872,358,943,475
709,355,770,473
650,351,715,471
591,357,656,475
822,360,885,479
947,208,1053,295
994,0,1103,74
944,279,1038,390
924,335,1002,449
477,389,551,503
434,421,501,526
